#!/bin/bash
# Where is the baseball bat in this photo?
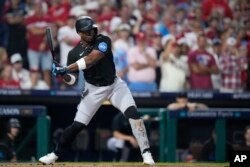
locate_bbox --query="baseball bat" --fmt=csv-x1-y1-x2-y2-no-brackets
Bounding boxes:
46,27,60,65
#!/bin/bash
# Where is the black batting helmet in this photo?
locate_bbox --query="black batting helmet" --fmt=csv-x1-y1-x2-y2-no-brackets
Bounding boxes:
75,16,98,33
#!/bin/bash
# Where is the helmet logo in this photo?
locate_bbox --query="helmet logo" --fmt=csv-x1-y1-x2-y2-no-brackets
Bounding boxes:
98,42,107,52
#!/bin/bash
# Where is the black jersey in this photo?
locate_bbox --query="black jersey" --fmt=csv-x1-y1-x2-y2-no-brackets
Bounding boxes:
67,34,116,86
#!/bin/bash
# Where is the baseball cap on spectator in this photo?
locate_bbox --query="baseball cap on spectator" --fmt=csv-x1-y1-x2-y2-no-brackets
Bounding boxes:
136,32,146,41
226,37,237,46
176,33,187,45
8,118,21,129
10,53,22,64
118,24,131,31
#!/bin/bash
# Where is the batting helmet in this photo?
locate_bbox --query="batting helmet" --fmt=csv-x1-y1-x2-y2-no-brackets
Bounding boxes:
75,16,98,33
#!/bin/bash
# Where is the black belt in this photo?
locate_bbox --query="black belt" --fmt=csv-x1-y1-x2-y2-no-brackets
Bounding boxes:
87,77,116,87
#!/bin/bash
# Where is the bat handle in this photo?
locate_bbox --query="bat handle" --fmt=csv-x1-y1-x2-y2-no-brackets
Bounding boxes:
53,60,61,67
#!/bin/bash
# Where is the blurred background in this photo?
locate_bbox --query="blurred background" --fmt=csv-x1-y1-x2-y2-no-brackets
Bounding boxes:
0,0,250,164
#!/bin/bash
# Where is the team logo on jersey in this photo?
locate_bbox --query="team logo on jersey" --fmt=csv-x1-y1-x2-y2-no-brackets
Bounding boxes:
98,42,107,52
79,51,84,56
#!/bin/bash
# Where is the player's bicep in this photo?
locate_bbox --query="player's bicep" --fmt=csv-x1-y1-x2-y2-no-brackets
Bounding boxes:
84,50,105,68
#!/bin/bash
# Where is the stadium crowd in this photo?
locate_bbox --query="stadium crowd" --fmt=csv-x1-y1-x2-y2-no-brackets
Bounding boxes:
0,0,250,92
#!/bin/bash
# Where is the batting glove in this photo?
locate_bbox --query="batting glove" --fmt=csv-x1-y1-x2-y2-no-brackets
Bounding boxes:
52,63,68,77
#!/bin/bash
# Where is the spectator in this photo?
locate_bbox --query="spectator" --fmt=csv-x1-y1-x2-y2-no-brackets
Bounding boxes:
167,92,208,112
243,125,250,147
113,24,133,81
47,0,71,27
184,15,203,51
4,0,28,68
159,42,189,92
25,1,52,88
85,1,100,21
109,4,136,33
209,38,222,90
10,53,32,89
188,34,219,90
113,24,133,54
0,47,9,69
151,32,163,89
69,1,86,18
57,15,83,90
0,118,21,162
107,112,141,162
202,0,233,22
0,65,20,89
0,0,8,48
234,125,250,148
57,15,80,66
219,37,248,92
127,32,157,92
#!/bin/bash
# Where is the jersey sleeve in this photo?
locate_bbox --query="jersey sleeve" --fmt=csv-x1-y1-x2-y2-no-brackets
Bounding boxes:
93,35,111,55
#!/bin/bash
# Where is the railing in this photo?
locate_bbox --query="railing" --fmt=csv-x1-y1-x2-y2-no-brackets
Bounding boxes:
138,108,250,162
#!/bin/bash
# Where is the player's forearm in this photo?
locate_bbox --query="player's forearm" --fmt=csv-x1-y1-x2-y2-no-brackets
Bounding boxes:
66,62,80,72
132,63,149,70
167,103,187,110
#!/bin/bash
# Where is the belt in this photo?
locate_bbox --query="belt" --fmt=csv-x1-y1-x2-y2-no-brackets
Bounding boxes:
87,77,116,87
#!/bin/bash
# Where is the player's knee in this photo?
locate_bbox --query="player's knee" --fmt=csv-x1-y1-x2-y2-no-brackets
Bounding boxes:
124,106,140,119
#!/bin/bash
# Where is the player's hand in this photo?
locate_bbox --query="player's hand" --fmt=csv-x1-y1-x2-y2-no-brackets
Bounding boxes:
52,63,68,76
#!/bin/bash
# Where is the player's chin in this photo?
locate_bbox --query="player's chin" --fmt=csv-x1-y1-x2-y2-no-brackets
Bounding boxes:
83,37,94,43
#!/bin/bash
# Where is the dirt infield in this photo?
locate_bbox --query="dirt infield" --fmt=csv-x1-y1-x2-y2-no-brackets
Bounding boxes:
0,163,229,167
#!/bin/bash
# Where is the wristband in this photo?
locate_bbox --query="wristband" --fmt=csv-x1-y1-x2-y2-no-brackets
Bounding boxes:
64,74,76,85
76,58,86,70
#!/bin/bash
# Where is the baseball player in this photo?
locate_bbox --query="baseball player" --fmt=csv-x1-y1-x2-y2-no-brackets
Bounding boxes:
39,16,155,165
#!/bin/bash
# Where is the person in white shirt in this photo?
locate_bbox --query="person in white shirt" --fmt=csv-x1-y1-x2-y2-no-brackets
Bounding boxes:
10,53,32,89
11,53,49,90
159,43,189,92
113,24,133,52
57,15,80,66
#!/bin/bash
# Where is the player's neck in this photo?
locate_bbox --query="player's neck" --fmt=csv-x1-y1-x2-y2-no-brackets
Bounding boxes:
80,41,90,47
